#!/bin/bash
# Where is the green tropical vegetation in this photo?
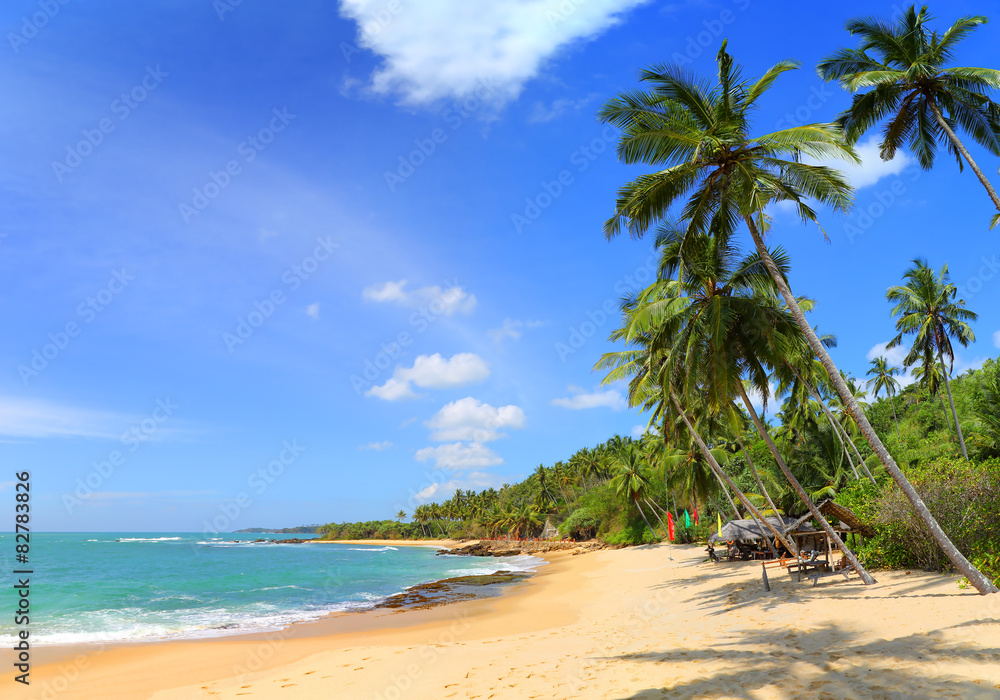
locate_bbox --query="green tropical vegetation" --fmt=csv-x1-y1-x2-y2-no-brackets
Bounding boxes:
318,5,1000,594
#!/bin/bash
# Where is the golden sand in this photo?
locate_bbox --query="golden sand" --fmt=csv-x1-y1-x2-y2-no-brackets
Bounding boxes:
16,543,1000,699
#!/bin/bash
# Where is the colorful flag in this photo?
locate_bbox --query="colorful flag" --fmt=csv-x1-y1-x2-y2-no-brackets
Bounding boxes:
717,513,722,537
694,507,699,525
667,512,675,541
684,510,691,528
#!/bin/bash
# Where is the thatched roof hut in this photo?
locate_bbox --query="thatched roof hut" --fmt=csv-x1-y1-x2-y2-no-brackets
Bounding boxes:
709,516,816,543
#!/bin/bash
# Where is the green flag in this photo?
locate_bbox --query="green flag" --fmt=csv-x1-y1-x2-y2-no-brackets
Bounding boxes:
684,509,691,528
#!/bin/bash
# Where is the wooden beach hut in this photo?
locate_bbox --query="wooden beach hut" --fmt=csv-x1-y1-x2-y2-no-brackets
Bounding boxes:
785,500,874,570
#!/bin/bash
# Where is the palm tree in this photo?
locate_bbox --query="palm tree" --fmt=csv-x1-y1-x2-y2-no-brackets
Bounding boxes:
609,443,660,539
599,42,998,592
867,356,903,437
395,509,406,524
887,259,977,459
818,5,1000,216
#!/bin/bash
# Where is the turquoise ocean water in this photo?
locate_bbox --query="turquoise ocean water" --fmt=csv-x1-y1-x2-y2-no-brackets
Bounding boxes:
0,533,542,645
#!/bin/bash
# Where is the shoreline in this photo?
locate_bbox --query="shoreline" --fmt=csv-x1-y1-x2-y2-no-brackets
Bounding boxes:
17,544,1000,699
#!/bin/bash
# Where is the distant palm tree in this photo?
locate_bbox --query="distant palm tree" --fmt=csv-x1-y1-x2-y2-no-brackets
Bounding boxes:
609,444,660,539
395,509,406,524
887,259,977,459
818,5,1000,216
867,357,903,437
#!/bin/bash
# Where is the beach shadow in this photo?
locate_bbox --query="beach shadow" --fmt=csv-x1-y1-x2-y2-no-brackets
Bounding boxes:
604,622,1000,699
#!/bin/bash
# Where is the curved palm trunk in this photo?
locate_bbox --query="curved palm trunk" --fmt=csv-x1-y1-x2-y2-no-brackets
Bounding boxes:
670,392,799,556
736,436,781,518
735,382,876,585
939,352,969,460
633,497,657,539
716,475,742,519
643,497,671,540
929,101,1000,213
889,393,901,438
744,215,998,593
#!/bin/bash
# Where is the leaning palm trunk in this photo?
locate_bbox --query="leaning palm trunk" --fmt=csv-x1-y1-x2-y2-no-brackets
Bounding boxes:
736,436,782,518
735,382,876,584
939,352,969,460
744,215,998,593
670,392,799,556
928,101,1000,213
786,363,868,482
633,498,657,539
889,393,901,438
643,497,671,540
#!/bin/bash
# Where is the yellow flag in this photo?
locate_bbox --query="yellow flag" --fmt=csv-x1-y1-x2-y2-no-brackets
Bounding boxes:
717,513,722,537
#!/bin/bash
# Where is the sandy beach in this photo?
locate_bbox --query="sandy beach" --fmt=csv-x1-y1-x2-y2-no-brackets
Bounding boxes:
18,543,1000,699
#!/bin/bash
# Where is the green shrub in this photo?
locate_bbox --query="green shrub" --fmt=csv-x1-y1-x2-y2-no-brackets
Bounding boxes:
560,507,601,540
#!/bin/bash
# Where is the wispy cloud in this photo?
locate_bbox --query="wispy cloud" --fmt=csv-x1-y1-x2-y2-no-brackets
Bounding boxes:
362,280,477,315
358,440,393,451
551,385,626,411
0,397,135,440
527,94,598,123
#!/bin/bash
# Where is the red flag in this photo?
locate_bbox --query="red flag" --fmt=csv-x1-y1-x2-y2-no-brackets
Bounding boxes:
667,512,675,541
694,507,699,525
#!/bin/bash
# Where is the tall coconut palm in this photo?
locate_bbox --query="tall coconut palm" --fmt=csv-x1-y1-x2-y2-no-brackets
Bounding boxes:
818,5,1000,216
887,259,976,459
600,42,997,592
867,356,904,437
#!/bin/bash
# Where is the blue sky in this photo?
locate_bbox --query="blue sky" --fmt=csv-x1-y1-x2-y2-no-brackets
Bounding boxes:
2,0,999,531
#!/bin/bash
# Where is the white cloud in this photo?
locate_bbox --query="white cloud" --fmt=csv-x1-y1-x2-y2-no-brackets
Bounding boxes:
806,136,913,189
631,424,648,438
551,385,626,411
426,397,526,441
338,0,650,107
413,470,506,502
745,381,777,412
359,440,393,451
994,330,1000,349
527,94,597,123
362,280,477,315
415,442,504,469
366,353,491,401
306,302,320,320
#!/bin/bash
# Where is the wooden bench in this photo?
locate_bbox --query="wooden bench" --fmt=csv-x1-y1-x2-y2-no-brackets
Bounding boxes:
809,565,856,587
